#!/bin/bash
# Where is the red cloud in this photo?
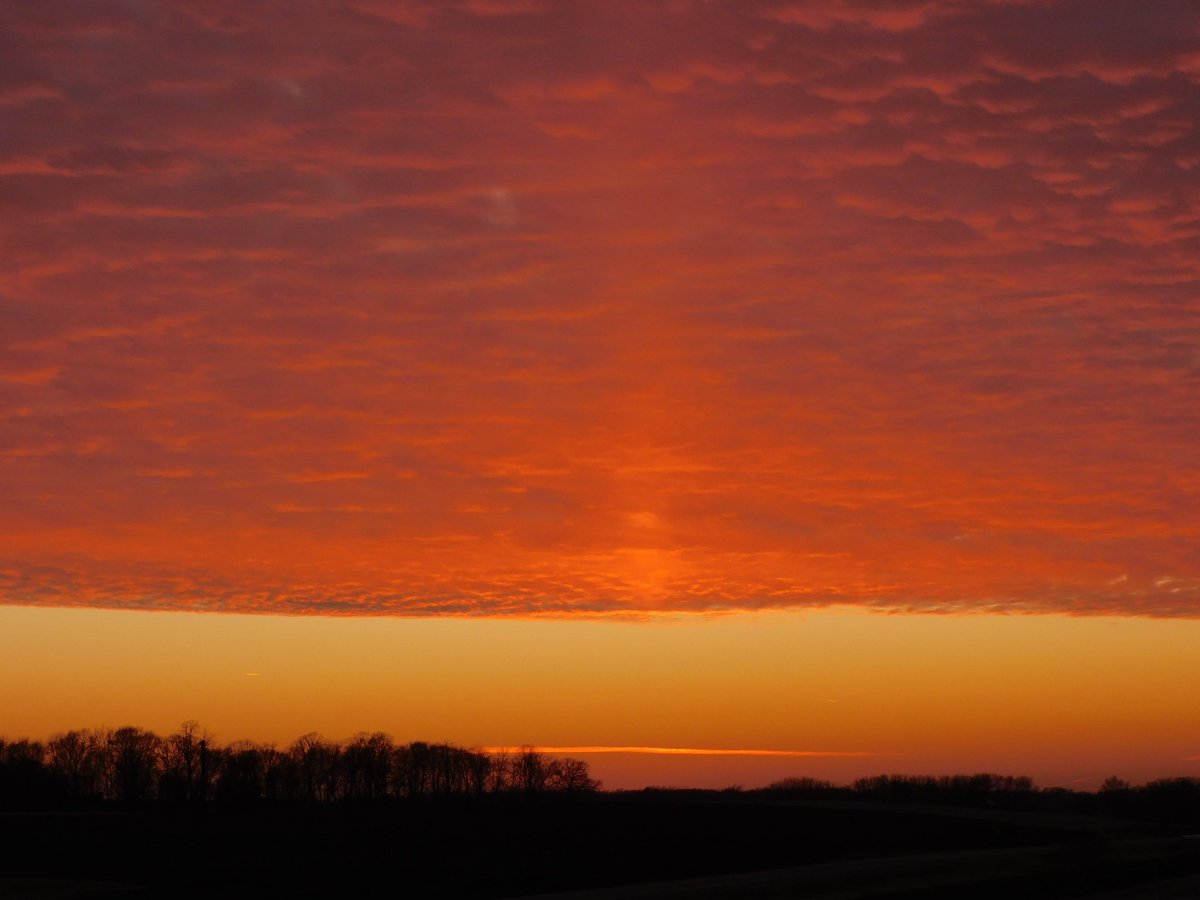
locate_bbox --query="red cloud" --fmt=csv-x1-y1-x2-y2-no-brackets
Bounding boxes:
1,1,1197,617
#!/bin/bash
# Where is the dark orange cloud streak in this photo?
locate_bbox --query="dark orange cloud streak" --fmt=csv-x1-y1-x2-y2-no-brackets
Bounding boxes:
1,1,1198,617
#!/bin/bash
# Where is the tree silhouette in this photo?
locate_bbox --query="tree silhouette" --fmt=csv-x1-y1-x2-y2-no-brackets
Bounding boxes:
160,720,212,803
514,747,550,793
107,727,161,804
46,730,103,800
548,757,600,793
1,723,603,808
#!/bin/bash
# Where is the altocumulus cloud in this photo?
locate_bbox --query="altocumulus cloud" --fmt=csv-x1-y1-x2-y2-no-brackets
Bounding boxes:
1,0,1198,617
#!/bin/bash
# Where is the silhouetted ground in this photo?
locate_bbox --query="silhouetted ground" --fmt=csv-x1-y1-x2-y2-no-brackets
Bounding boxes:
0,793,1196,899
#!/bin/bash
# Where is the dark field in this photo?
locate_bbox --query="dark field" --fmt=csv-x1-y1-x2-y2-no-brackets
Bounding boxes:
2,793,1198,899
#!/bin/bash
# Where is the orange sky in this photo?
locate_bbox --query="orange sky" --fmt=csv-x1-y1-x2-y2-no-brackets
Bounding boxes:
2,606,1198,789
1,1,1198,786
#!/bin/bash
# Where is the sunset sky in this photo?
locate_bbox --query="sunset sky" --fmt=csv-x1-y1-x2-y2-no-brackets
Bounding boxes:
1,0,1197,789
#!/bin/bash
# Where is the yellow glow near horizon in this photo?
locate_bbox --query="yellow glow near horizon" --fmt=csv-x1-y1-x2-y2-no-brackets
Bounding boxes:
1,605,1198,789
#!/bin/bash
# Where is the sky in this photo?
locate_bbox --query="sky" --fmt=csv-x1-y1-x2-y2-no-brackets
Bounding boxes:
3,605,1198,789
1,1,1198,787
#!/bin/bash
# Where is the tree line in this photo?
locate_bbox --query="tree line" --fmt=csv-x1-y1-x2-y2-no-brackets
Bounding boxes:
763,772,1200,823
0,723,598,807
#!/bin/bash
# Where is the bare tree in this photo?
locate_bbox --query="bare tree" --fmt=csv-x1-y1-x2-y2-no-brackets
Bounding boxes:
514,747,549,794
342,732,393,801
547,757,599,793
106,727,162,803
47,730,104,800
289,733,339,803
217,740,271,803
161,721,213,803
485,750,512,793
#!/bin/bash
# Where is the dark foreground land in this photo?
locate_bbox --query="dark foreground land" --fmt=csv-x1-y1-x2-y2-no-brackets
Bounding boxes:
1,792,1198,900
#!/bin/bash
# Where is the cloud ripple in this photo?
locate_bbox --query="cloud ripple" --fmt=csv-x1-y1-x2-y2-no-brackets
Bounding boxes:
1,0,1197,617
